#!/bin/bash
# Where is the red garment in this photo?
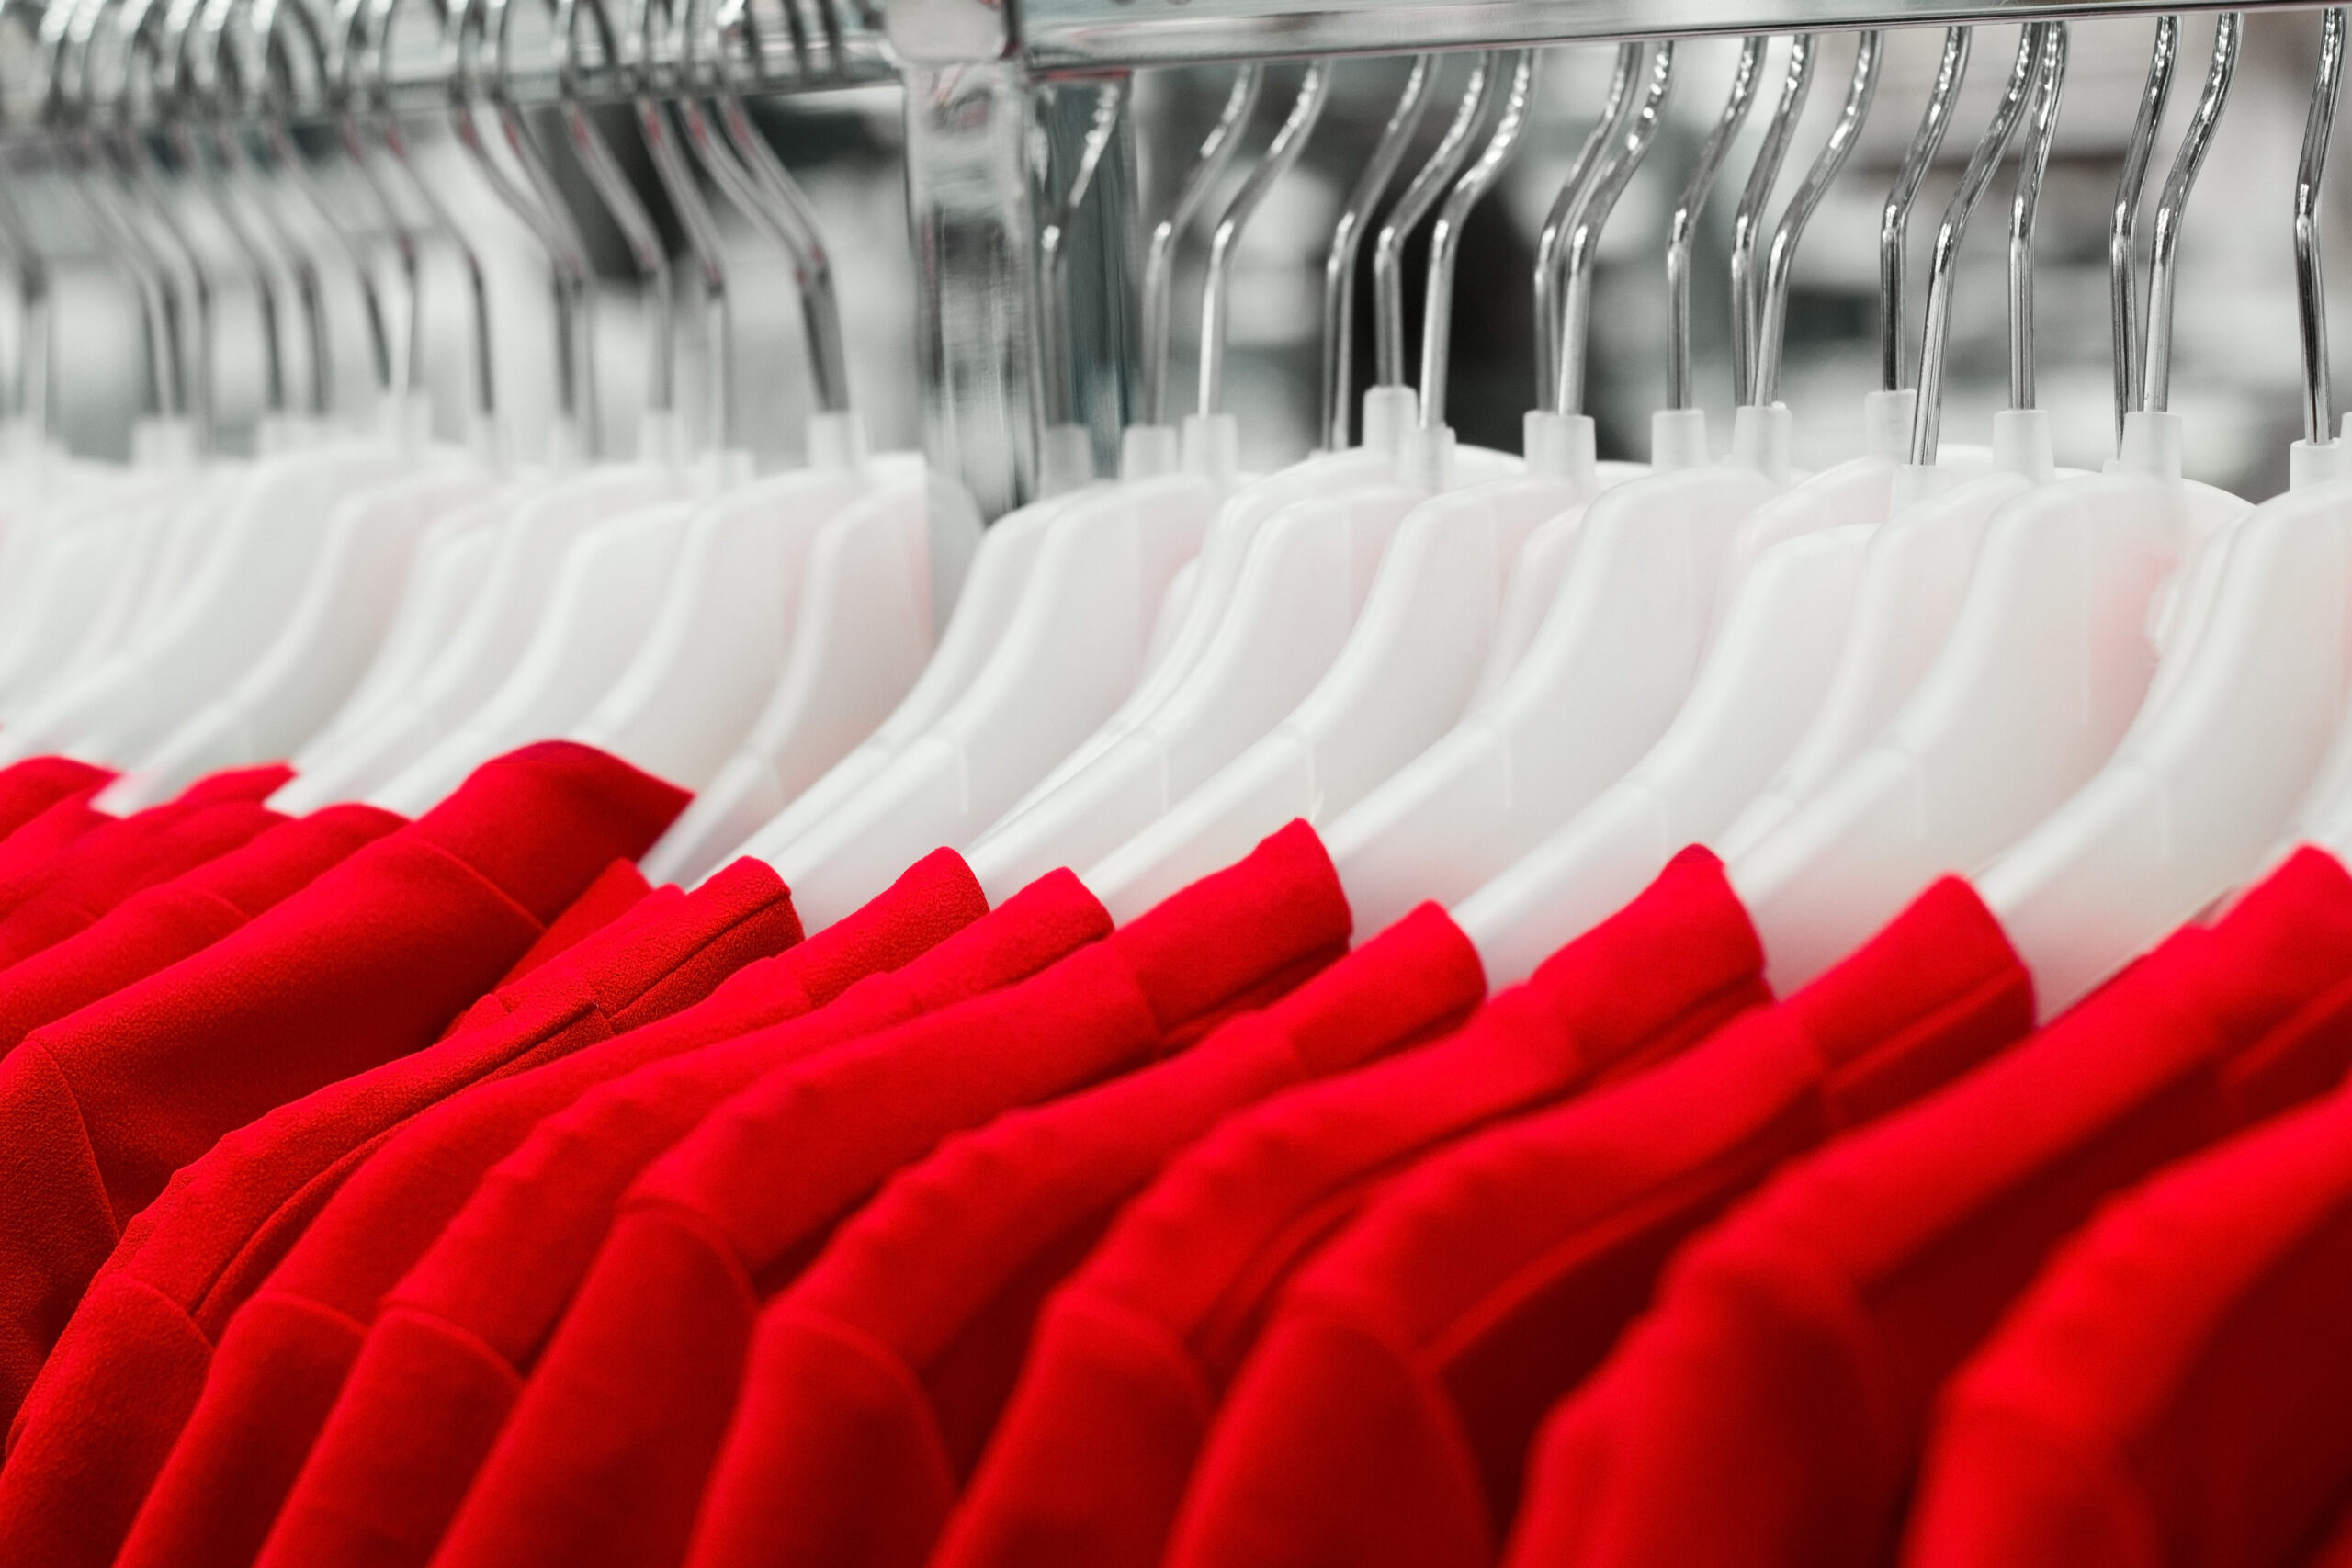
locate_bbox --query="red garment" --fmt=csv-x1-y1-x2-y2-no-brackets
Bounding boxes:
0,758,114,839
430,822,1352,1568
1509,846,2352,1568
169,765,298,807
1908,1070,2352,1568
254,869,1116,1568
0,741,685,1429
0,792,115,908
688,902,1487,1568
117,852,985,1568
486,861,657,998
1165,878,2030,1568
0,854,800,1568
0,807,401,1062
0,797,284,970
923,844,1769,1568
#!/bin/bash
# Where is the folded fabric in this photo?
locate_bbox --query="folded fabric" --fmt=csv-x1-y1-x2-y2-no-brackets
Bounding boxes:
1908,1066,2352,1568
0,796,283,970
169,765,299,807
482,861,659,1002
932,843,1768,1568
687,901,1487,1568
1512,844,2352,1568
0,806,401,1063
0,758,115,840
118,852,985,1568
1169,876,2031,1568
253,867,1115,1568
0,740,686,1427
0,852,798,1568
430,821,1353,1568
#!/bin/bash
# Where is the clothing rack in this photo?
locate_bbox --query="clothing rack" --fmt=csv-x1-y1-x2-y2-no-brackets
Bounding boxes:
896,0,2318,519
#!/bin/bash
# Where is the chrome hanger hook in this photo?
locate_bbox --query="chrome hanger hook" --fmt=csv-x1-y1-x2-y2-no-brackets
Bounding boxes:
1752,29,1881,408
1666,35,1763,412
1534,42,1636,414
1730,34,1815,406
2141,12,2239,416
2008,21,2068,412
1911,21,2043,468
2298,8,2346,446
2110,16,2178,440
698,0,851,415
1035,78,1124,435
1882,26,1969,392
1322,54,1431,450
1199,62,1328,419
1139,64,1261,427
1424,47,1536,427
1555,40,1668,420
1374,51,1490,391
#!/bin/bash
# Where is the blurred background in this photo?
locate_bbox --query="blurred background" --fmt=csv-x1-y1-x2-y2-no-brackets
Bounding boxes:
0,11,2334,501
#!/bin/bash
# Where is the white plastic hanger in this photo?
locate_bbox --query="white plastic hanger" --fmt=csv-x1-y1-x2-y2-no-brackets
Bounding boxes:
366,0,775,815
1731,17,2256,994
268,0,704,812
1313,33,1860,938
728,65,1295,925
1982,11,2352,1017
994,59,1484,829
96,0,511,807
1079,44,1657,920
642,74,1153,886
973,52,1547,906
1459,25,2053,985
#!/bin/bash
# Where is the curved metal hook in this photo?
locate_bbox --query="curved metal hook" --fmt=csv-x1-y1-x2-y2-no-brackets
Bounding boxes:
1911,22,2041,467
1199,62,1327,418
1374,51,1490,389
2009,21,2068,411
2142,13,2237,415
1555,41,1667,418
248,0,397,405
2109,16,2177,438
1730,33,1815,405
1425,47,1535,426
1533,42,1635,414
697,0,850,414
1667,35,1762,412
1881,26,1968,392
2298,9,2346,445
1139,64,1260,426
1752,29,1880,407
1035,79,1123,433
629,0,733,446
357,0,496,422
45,0,188,421
1322,55,1430,450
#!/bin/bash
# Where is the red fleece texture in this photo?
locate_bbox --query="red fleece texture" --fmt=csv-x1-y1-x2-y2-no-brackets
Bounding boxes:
1167,877,2032,1568
0,759,115,839
251,869,1114,1568
115,852,985,1568
0,741,685,1433
426,821,1354,1568
0,852,797,1568
483,861,659,1002
1908,1069,2352,1568
685,897,1483,1568
930,844,1770,1568
0,798,285,971
1510,846,2352,1568
170,765,298,807
0,807,402,1065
